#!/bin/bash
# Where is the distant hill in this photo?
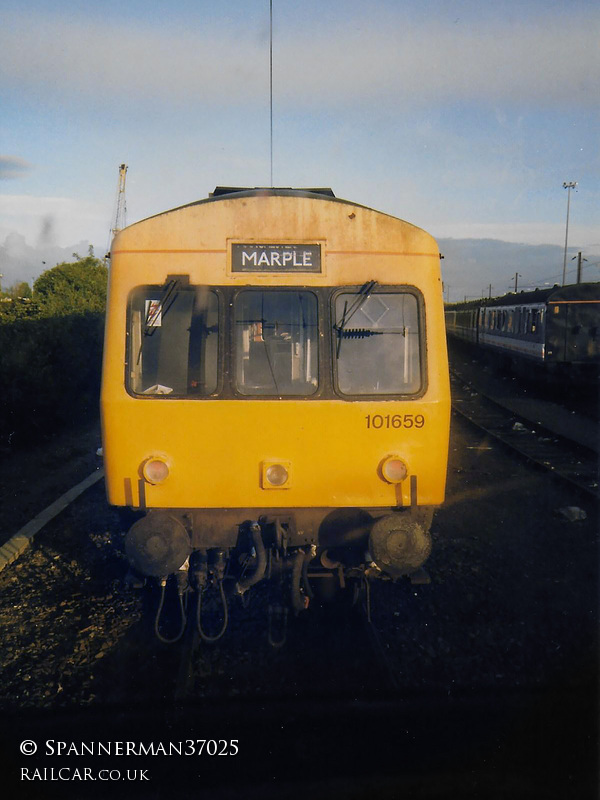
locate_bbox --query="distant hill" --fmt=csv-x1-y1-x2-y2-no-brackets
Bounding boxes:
438,238,600,303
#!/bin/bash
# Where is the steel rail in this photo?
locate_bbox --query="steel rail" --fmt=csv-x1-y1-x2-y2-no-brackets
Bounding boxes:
450,370,599,499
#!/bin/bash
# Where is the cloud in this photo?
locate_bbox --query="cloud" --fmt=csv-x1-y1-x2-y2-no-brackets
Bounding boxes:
0,12,597,110
0,194,108,250
0,155,32,180
0,232,95,290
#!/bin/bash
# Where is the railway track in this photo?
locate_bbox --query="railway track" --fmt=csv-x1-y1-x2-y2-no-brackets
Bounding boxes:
1,413,597,796
169,578,400,703
450,369,599,499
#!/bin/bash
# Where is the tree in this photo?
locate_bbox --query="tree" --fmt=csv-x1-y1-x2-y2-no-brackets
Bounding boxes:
33,249,108,316
8,281,32,299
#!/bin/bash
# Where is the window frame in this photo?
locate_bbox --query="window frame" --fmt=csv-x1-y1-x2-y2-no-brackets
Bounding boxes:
124,284,224,400
123,283,428,401
330,285,428,400
229,286,322,399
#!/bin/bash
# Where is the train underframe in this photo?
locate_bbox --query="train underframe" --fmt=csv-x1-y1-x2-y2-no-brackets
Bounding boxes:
123,505,435,644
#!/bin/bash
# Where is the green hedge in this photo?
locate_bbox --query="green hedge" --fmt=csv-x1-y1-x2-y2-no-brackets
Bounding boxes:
0,312,105,446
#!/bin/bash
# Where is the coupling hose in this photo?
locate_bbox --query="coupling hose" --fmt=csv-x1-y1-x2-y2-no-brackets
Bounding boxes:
154,576,187,645
236,523,267,594
196,580,229,643
291,550,309,614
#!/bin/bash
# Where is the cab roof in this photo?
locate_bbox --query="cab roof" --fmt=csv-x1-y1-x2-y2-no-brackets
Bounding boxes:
210,186,336,198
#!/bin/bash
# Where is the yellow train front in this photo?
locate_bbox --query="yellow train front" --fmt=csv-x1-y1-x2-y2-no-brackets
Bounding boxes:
101,187,450,641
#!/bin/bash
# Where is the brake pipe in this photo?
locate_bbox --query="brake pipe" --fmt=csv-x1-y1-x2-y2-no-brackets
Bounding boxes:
291,549,310,614
196,579,229,643
235,522,267,594
154,573,187,644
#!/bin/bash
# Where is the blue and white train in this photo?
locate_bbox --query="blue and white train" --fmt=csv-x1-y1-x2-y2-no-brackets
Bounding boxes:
445,283,600,382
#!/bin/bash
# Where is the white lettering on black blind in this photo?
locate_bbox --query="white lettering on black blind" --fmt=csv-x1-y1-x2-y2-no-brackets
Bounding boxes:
231,244,321,273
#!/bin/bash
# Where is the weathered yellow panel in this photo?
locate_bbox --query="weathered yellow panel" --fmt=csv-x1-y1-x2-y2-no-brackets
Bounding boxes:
101,398,449,508
101,192,450,512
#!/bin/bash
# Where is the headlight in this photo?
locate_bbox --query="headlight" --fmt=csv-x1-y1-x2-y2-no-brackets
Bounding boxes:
262,461,291,488
381,456,408,484
142,457,170,485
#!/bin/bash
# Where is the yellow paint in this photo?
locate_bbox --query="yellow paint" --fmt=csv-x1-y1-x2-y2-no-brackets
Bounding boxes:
101,193,450,512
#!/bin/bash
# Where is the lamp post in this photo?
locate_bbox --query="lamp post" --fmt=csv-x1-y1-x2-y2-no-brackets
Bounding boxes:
562,181,577,285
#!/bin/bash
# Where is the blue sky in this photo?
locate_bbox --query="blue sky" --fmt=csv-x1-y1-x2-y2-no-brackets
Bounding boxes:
1,0,598,299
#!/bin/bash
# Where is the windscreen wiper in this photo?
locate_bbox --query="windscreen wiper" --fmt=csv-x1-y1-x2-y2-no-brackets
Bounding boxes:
335,280,378,358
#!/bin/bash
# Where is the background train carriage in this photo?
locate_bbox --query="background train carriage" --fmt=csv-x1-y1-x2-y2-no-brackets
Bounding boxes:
101,187,451,639
445,283,600,381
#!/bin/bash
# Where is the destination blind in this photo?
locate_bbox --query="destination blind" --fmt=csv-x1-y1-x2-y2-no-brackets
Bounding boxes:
231,243,322,273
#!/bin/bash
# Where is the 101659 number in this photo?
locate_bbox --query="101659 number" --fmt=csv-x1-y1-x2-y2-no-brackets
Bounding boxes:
365,414,425,429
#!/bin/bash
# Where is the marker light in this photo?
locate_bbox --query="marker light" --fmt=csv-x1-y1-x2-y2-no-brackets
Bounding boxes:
262,461,291,488
266,464,288,486
142,458,170,485
381,456,408,484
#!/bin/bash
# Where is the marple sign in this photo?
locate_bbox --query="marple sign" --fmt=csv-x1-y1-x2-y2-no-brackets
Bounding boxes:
231,243,321,273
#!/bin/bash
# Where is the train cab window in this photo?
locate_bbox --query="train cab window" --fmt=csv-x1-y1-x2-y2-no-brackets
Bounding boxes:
334,290,421,395
234,290,319,396
128,285,219,396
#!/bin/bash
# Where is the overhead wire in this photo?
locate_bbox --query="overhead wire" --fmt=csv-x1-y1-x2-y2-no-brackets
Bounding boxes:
270,0,273,186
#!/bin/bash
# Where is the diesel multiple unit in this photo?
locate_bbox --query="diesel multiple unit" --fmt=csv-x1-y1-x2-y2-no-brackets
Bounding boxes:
445,283,600,382
101,187,451,641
